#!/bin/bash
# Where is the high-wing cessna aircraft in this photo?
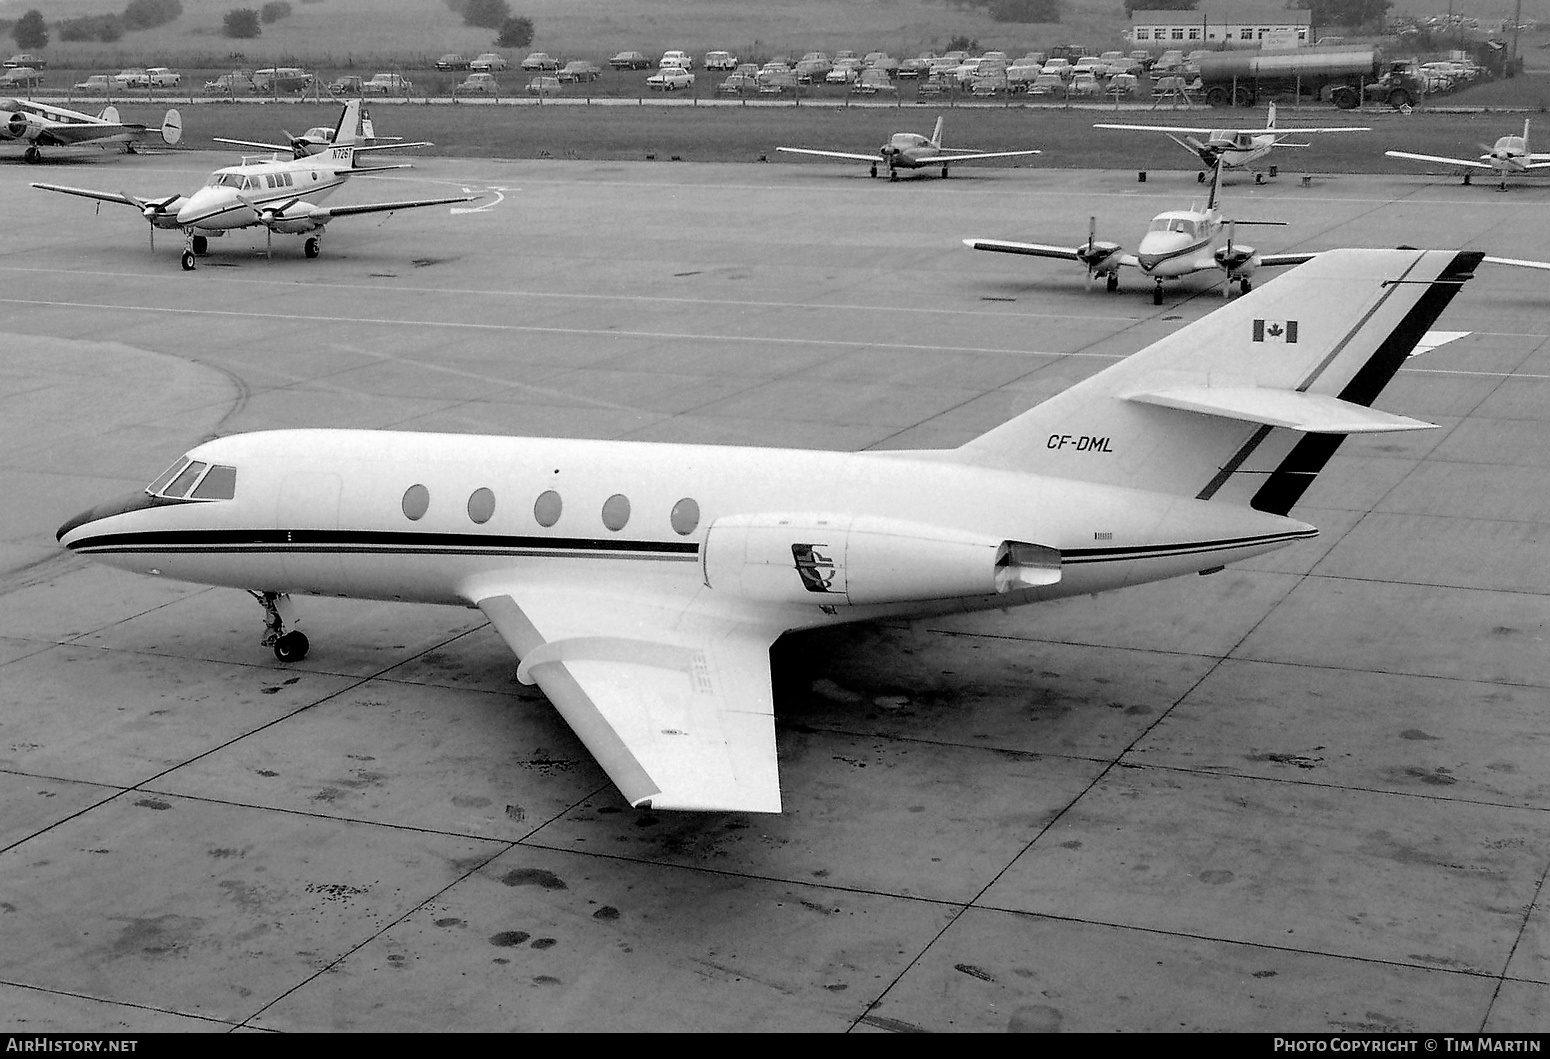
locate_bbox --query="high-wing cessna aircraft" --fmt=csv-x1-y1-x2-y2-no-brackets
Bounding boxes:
776,116,1040,179
32,115,473,271
963,162,1314,303
1386,118,1550,190
2,97,182,162
212,98,401,159
58,248,1480,814
1094,102,1369,184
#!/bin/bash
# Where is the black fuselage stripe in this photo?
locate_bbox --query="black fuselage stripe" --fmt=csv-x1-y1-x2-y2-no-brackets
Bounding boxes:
67,529,700,557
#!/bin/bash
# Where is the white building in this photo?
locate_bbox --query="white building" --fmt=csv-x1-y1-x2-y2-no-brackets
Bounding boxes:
1128,7,1314,49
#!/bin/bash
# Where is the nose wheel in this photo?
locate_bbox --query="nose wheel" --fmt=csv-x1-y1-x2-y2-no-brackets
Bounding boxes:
252,590,309,662
1152,282,1164,305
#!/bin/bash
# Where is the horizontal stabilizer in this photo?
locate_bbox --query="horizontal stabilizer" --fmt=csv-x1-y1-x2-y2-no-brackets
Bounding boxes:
1127,386,1436,433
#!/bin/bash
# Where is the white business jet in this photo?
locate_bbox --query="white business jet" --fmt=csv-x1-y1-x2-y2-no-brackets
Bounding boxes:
57,248,1481,814
777,116,1040,180
1386,118,1550,190
1094,102,1369,184
963,161,1314,303
32,103,472,271
1,96,182,162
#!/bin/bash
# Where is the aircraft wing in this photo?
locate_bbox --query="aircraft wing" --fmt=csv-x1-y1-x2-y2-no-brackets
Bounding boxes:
1483,255,1550,270
1257,251,1320,268
1268,127,1369,137
469,582,788,813
305,193,478,220
963,237,1140,268
213,136,294,153
23,121,147,148
31,181,151,209
775,147,881,162
1093,123,1217,134
1385,150,1494,170
939,150,1041,165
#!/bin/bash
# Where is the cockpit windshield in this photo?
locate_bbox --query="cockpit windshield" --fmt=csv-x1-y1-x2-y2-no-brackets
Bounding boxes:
205,172,249,189
1148,217,1196,236
146,457,237,500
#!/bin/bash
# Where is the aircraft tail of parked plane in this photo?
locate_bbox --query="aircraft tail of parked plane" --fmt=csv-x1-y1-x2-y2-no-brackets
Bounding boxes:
57,248,1482,813
213,99,415,158
1386,117,1550,190
950,248,1483,510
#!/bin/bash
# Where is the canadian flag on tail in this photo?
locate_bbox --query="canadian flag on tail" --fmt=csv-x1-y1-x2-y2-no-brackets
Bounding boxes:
1252,319,1298,343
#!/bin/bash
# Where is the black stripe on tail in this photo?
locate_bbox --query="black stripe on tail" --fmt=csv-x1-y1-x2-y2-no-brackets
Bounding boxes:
1250,250,1483,516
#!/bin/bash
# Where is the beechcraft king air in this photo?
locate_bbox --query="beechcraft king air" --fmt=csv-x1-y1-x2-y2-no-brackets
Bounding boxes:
57,248,1481,813
2,97,182,162
776,116,1040,179
31,102,472,270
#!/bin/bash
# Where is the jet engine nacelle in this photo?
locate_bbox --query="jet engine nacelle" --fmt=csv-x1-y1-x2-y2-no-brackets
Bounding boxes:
702,512,1061,606
1214,242,1259,277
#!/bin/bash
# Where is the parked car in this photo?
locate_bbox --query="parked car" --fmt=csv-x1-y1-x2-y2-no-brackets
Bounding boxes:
520,52,558,71
525,75,561,97
1028,73,1065,96
142,67,181,88
1068,71,1101,97
1106,73,1139,98
0,66,42,88
111,69,145,88
5,53,46,69
609,50,651,70
1041,58,1072,79
646,66,695,90
470,53,508,72
557,60,600,83
435,54,470,71
863,52,899,73
853,68,897,94
327,75,365,95
455,72,501,95
703,51,738,70
362,72,413,94
898,54,933,78
757,70,799,95
75,74,115,93
253,67,311,93
717,72,759,94
825,60,863,84
205,70,254,94
659,50,693,69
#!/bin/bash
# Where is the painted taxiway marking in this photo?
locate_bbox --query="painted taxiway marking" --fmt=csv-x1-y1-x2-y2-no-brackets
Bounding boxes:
451,186,511,213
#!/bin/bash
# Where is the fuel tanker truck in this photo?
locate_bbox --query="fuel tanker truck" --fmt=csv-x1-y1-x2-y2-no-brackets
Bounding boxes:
1193,46,1425,109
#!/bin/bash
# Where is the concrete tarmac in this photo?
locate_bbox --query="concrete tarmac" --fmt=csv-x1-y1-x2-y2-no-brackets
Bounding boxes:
1,152,1547,1032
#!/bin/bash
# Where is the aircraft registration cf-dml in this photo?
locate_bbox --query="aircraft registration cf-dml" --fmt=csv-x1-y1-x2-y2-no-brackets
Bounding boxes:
58,249,1481,814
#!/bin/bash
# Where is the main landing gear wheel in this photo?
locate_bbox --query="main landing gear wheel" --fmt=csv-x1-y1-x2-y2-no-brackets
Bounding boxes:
1463,172,1472,186
1197,170,1207,183
869,163,878,178
1152,284,1164,305
941,165,949,178
180,250,196,271
889,169,898,182
304,236,321,259
1239,278,1252,295
1106,273,1119,292
273,631,310,663
192,235,208,255
23,146,40,163
1254,171,1265,185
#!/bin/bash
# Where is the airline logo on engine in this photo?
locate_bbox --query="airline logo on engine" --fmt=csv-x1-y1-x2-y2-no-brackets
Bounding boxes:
792,543,838,593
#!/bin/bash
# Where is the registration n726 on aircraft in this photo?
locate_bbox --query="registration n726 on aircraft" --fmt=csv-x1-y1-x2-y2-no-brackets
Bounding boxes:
58,249,1480,813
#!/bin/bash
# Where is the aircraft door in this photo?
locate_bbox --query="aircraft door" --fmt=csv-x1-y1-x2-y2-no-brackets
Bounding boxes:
275,472,343,591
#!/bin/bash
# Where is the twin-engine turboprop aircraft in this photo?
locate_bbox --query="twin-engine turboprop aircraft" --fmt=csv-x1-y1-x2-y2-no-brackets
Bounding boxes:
31,101,473,270
1386,118,1550,190
2,97,182,162
776,116,1040,180
963,161,1315,303
1093,102,1370,184
58,248,1482,814
212,98,401,159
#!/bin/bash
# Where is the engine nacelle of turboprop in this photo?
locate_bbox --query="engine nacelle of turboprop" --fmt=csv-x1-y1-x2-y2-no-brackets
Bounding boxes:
702,512,1061,606
1078,240,1123,273
268,213,323,235
1214,243,1259,277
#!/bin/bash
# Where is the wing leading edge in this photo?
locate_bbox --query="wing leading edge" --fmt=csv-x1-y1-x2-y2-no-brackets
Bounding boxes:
471,584,786,813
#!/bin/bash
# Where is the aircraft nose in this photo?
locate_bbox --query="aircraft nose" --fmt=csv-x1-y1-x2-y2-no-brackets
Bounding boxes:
56,490,160,544
176,188,230,226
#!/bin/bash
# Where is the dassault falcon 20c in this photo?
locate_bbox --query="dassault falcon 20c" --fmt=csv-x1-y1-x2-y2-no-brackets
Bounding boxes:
964,161,1315,303
31,102,472,270
58,248,1480,813
776,116,1040,179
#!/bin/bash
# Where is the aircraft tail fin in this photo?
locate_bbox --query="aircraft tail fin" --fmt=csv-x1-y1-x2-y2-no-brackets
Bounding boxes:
331,98,363,146
160,108,182,146
930,115,944,148
946,249,1482,514
1267,101,1277,129
1205,156,1224,210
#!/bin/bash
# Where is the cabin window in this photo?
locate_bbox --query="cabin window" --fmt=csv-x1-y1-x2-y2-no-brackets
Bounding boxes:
534,489,562,527
601,494,631,531
670,498,700,536
191,464,237,500
467,487,495,525
164,461,208,499
402,484,430,521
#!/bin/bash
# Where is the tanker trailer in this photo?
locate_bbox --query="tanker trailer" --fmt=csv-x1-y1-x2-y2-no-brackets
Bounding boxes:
1194,46,1417,109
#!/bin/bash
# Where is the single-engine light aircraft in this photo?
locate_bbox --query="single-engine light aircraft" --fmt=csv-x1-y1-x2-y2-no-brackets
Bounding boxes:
963,161,1314,303
777,116,1040,179
32,102,474,271
1094,102,1369,184
1385,118,1550,190
213,98,401,159
58,248,1481,814
2,97,182,162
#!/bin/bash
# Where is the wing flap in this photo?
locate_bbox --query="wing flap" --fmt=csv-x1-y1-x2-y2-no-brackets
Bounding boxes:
310,194,477,221
1127,385,1436,433
473,587,785,813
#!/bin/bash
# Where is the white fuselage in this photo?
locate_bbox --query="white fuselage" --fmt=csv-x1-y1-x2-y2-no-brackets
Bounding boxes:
175,153,350,231
59,429,1313,632
1135,208,1222,277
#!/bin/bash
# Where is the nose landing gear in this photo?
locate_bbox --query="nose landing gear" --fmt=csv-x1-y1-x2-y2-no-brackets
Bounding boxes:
252,590,309,662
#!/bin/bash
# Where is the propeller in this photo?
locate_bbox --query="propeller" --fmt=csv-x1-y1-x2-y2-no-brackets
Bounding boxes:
281,130,311,159
1075,216,1121,281
125,193,180,251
